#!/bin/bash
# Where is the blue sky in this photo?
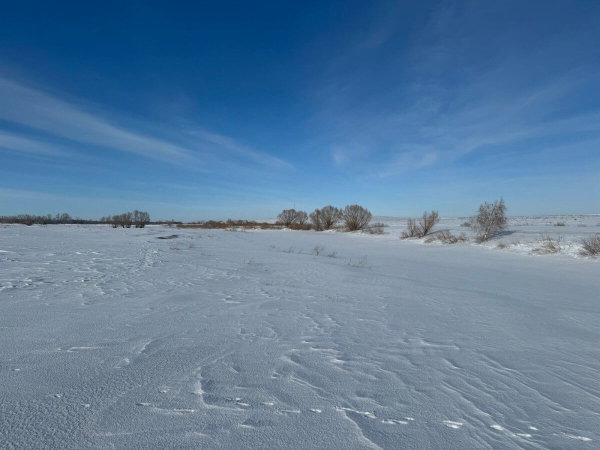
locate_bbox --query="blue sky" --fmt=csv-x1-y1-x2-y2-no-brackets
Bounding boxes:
1,1,599,220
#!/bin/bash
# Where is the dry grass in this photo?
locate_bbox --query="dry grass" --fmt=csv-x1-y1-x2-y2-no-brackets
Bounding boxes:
312,245,325,256
177,220,280,230
436,230,468,244
531,233,565,255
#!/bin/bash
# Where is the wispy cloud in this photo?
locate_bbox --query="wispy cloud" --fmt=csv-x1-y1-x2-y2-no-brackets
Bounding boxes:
310,3,600,178
0,76,292,172
0,132,68,156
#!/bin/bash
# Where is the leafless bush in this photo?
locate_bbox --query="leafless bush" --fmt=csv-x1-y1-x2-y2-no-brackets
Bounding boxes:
418,211,439,236
312,245,325,256
531,233,564,254
437,230,467,244
461,222,472,227
320,206,342,230
401,218,419,239
580,234,600,257
342,205,372,231
401,211,439,238
554,222,566,227
473,198,507,242
365,222,385,235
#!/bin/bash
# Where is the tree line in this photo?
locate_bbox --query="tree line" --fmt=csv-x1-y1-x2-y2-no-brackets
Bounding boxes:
277,205,373,231
1,210,150,227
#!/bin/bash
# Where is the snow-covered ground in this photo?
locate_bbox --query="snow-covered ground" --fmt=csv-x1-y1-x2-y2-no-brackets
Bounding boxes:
1,220,599,449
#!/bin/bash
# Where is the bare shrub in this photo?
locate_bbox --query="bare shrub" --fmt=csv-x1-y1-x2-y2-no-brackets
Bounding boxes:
554,222,566,227
312,245,325,256
580,234,600,257
342,205,372,231
418,211,439,237
402,211,439,238
437,230,467,244
277,209,298,226
401,218,419,239
473,198,507,242
531,233,564,254
320,206,342,230
366,222,385,235
309,209,322,231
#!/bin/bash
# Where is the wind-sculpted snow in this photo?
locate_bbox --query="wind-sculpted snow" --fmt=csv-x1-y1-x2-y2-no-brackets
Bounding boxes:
1,224,599,449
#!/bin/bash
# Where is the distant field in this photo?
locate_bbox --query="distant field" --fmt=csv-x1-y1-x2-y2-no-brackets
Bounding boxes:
1,219,599,448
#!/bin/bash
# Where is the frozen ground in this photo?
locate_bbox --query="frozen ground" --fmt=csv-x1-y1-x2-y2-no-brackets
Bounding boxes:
0,220,599,449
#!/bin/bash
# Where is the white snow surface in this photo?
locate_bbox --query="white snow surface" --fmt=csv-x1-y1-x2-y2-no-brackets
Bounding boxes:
1,220,599,449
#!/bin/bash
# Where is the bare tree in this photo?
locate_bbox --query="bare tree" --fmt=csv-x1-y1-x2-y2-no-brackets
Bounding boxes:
296,211,308,226
138,211,150,228
320,206,342,230
342,205,372,231
277,209,298,226
133,210,150,228
418,210,439,237
473,198,507,242
310,209,322,231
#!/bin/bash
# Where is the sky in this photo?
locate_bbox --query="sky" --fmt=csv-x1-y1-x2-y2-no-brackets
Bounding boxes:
1,0,599,221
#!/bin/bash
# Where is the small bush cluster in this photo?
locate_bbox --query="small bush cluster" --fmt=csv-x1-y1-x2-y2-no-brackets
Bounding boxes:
106,210,150,228
580,234,600,257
